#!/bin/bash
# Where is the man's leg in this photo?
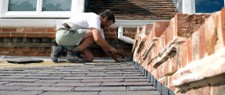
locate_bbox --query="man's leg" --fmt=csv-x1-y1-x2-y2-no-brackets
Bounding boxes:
67,29,95,62
51,45,64,63
76,30,95,62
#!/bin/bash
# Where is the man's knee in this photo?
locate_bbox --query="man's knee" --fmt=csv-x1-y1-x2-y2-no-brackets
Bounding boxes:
83,29,93,38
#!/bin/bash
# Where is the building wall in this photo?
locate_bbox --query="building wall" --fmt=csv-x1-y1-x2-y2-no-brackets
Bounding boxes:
132,7,225,95
173,0,225,13
0,26,135,57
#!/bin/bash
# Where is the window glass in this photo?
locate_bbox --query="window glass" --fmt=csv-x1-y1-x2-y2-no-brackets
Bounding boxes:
196,0,224,13
42,0,71,11
8,0,37,11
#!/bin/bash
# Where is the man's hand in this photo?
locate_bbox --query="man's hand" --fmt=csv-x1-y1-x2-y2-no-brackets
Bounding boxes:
109,47,117,54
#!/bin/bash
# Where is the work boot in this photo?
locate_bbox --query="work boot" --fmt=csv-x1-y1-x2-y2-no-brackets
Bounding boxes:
51,46,64,63
66,51,86,63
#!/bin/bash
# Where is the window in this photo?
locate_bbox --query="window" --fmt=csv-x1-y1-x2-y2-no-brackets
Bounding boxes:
42,0,71,11
195,0,224,13
8,0,37,11
0,0,85,18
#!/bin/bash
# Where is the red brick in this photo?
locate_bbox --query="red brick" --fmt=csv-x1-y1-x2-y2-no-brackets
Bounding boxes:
124,27,137,34
105,33,117,39
182,86,211,95
34,53,49,56
157,63,164,78
168,76,176,91
152,21,170,37
141,24,152,35
0,32,11,37
17,27,32,33
47,27,56,33
180,42,188,68
37,47,46,53
186,37,193,63
152,70,158,79
163,59,170,76
212,84,225,95
163,57,178,77
220,7,225,46
25,33,42,38
21,47,31,53
140,33,152,64
204,13,218,55
192,31,200,61
2,28,17,32
170,53,179,73
159,77,168,86
164,20,174,45
131,27,140,53
152,39,160,60
215,7,225,52
158,34,165,53
174,13,209,37
40,33,55,38
11,32,26,37
197,26,207,59
32,28,47,32
123,33,134,38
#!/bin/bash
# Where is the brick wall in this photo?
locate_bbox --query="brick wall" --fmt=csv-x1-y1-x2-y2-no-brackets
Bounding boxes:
86,0,177,20
132,7,225,95
0,26,135,57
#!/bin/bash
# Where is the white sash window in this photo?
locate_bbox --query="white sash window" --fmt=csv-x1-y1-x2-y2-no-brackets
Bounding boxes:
0,0,85,18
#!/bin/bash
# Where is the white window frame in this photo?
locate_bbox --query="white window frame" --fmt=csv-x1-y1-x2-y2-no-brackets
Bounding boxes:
0,0,85,18
181,0,225,14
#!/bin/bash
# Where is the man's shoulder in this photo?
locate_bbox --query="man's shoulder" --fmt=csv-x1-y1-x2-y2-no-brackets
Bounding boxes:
83,12,98,16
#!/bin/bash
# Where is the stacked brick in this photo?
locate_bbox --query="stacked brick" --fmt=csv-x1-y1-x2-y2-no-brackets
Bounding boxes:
0,26,135,57
132,7,225,95
86,0,177,20
0,27,55,56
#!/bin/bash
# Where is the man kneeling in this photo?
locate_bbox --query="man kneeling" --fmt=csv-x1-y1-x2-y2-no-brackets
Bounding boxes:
51,10,121,63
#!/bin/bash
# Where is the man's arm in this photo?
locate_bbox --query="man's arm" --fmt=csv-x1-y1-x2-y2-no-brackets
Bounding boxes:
90,28,117,54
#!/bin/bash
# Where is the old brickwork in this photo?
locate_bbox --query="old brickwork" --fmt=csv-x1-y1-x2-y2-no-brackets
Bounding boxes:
132,7,225,95
0,0,176,57
0,27,134,57
86,0,177,20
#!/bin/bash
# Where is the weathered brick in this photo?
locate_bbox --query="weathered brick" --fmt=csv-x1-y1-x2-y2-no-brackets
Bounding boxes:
41,33,55,38
47,27,56,33
186,37,193,63
32,28,47,32
25,33,42,38
0,32,11,37
17,27,32,33
212,84,225,95
152,21,170,37
105,33,117,39
204,12,219,55
192,31,200,61
141,24,152,35
163,19,174,45
215,7,225,52
11,32,26,37
179,42,188,68
21,47,31,53
197,26,207,59
221,7,225,45
174,13,209,37
2,28,17,32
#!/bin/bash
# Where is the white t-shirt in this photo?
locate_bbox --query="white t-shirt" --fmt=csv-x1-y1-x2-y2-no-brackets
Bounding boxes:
57,12,105,39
